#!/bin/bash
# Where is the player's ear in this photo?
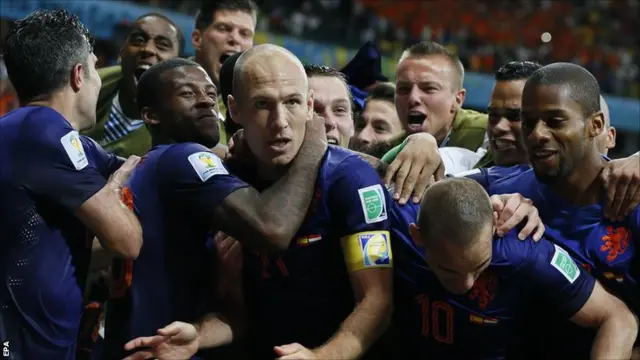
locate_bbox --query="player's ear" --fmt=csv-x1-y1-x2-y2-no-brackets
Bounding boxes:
588,111,605,139
140,106,160,126
70,63,84,93
228,95,242,126
452,88,466,113
191,29,202,52
607,126,617,150
409,223,423,247
306,89,315,119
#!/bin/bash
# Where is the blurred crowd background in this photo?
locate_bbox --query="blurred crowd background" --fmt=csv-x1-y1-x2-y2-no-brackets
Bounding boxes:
1,0,638,154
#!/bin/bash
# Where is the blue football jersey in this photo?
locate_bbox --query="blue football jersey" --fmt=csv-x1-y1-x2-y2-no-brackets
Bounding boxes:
0,106,119,360
488,168,639,358
101,143,248,360
390,201,596,359
454,164,530,190
227,146,393,359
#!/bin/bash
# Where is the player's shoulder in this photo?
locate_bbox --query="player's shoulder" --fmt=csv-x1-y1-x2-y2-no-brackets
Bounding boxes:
158,142,230,182
160,142,215,159
323,145,375,177
488,167,537,194
490,230,541,270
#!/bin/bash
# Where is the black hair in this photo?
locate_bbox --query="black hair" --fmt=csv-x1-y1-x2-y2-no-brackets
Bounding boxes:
401,41,465,89
130,13,186,56
195,0,258,31
525,62,600,117
137,58,201,110
495,61,542,81
2,9,94,104
366,82,395,104
304,63,353,105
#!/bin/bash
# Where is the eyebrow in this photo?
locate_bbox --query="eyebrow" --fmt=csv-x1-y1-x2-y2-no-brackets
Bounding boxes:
130,27,174,42
439,256,491,274
487,106,520,112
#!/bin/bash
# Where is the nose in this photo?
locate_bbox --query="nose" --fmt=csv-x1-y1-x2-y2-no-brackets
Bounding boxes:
195,90,216,108
355,125,375,145
318,109,337,134
139,41,157,57
526,120,550,145
269,103,289,131
227,29,241,47
492,117,512,137
408,84,421,108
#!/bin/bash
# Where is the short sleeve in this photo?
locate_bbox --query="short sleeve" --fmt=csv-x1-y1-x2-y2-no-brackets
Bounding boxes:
525,239,596,318
328,155,393,272
80,136,124,178
15,109,106,212
156,143,250,221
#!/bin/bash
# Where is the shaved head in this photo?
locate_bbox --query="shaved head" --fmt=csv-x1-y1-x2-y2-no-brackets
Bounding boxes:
600,95,610,127
232,44,307,104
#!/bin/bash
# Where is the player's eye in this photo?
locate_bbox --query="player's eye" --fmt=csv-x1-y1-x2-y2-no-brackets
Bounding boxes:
284,99,301,106
254,100,268,109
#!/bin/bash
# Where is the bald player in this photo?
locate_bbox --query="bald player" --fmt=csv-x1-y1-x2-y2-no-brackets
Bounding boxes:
392,177,637,359
99,57,328,359
124,45,393,360
595,95,616,155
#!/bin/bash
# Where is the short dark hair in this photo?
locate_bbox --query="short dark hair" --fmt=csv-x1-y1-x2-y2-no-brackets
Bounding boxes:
2,9,94,104
131,13,186,56
417,178,493,246
367,82,395,104
524,62,600,117
195,0,258,31
495,61,542,81
137,58,201,110
401,41,465,89
304,63,353,104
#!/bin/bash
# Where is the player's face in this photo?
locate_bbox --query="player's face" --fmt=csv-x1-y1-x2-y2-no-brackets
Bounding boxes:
78,52,102,130
308,76,354,147
521,84,593,184
156,66,220,147
351,99,405,154
120,16,181,87
487,80,529,166
193,10,255,85
234,58,313,167
423,226,493,295
395,55,464,141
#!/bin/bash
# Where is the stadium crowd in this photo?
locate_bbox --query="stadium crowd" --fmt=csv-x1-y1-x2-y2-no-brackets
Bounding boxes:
1,1,640,360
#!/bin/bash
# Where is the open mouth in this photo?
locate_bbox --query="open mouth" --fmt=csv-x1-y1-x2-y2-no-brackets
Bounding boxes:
407,113,426,132
492,139,516,151
530,149,557,161
134,63,152,82
219,52,237,66
327,137,339,145
268,138,292,152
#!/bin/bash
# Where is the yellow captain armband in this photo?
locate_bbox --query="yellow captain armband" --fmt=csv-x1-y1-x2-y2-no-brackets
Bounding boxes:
340,231,393,272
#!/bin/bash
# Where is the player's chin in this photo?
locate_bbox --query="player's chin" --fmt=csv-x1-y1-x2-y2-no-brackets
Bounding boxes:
269,153,296,167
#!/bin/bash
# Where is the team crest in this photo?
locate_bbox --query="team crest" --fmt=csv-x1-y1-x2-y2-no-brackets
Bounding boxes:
468,270,498,310
600,226,630,262
188,151,228,182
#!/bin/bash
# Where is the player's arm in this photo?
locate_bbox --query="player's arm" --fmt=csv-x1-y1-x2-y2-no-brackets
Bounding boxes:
213,128,327,253
18,125,142,258
529,241,638,359
286,156,393,359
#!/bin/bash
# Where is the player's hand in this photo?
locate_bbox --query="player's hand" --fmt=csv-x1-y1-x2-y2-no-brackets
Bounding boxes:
385,132,444,205
210,144,230,161
109,155,141,189
274,343,318,359
601,152,640,221
122,321,198,360
304,113,329,151
214,232,243,278
490,193,545,241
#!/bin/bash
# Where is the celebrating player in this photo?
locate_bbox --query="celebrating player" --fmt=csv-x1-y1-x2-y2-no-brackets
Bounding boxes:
391,178,637,358
99,57,327,359
487,62,640,358
0,10,142,360
125,44,393,360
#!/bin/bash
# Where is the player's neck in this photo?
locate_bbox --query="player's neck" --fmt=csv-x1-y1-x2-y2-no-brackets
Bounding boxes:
550,151,606,206
256,162,288,183
119,78,140,119
28,95,81,130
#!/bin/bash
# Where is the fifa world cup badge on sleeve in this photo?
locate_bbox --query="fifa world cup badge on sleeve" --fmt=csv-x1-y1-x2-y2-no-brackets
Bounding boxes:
341,231,393,272
358,184,388,224
61,131,88,170
551,244,580,283
188,151,228,182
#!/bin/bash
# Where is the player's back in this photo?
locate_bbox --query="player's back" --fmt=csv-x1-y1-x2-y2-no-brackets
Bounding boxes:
0,107,116,360
490,169,640,358
102,143,228,359
455,164,530,190
389,201,595,359
228,146,389,359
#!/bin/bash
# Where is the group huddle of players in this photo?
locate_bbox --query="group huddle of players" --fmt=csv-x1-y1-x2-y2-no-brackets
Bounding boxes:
1,8,640,360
